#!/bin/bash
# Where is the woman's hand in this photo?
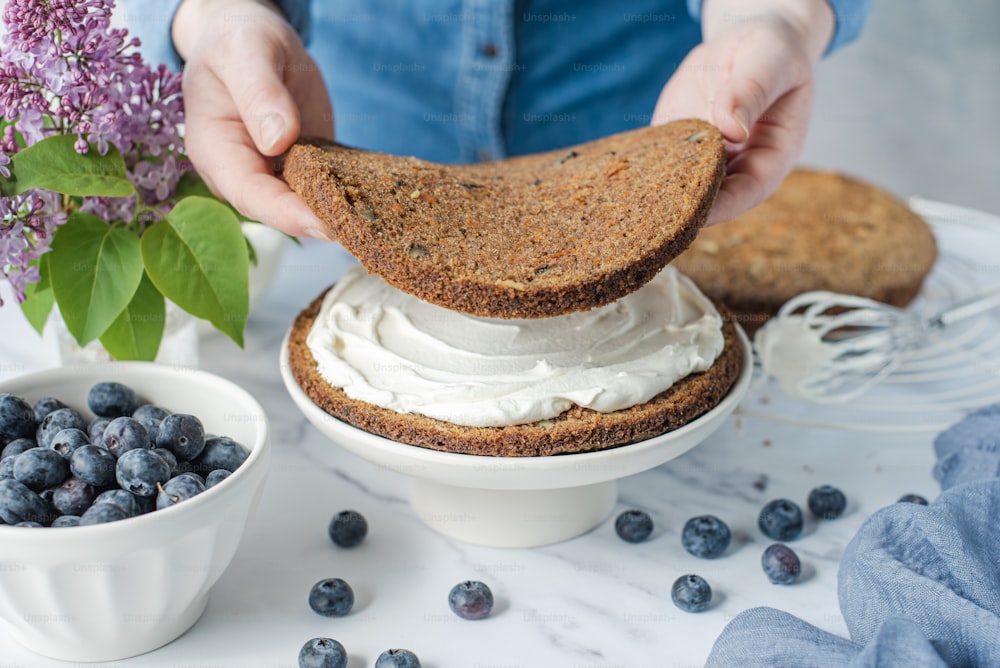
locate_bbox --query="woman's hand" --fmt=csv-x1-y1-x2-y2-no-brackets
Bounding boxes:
173,0,334,238
652,0,835,225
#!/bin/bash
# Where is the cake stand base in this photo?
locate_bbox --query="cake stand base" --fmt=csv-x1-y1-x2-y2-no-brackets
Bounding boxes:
411,479,617,548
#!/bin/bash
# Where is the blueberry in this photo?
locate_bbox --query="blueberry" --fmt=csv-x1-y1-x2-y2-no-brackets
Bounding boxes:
0,456,16,480
205,469,231,488
51,515,81,527
2,438,36,459
193,435,248,472
152,448,178,475
808,485,847,520
761,543,802,584
681,515,731,559
52,476,100,516
0,394,35,440
758,498,804,541
94,489,148,517
298,637,347,668
614,509,653,543
328,510,368,548
156,474,206,510
70,444,117,487
37,408,86,449
101,417,151,458
87,382,140,418
375,649,421,668
13,447,69,491
308,578,354,617
131,404,170,442
32,396,67,424
49,428,90,458
671,574,712,613
115,448,171,497
87,417,111,444
448,580,493,620
156,413,205,461
177,471,206,487
0,478,53,524
14,521,43,527
79,502,130,525
898,493,929,505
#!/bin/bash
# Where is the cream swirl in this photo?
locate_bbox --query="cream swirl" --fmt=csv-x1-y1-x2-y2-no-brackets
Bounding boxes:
306,265,724,427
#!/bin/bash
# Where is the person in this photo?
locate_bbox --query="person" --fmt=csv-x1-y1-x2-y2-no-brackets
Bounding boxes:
123,0,871,240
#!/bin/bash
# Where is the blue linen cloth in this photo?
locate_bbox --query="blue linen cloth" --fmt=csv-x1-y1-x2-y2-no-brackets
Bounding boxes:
120,0,870,163
707,407,1000,667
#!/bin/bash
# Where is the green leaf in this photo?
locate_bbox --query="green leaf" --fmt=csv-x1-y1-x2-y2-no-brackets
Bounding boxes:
49,213,144,345
19,254,55,334
4,135,134,197
141,196,249,347
98,272,165,361
173,171,252,223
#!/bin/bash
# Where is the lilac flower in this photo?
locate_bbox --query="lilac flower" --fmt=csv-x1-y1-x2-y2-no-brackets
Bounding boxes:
1,0,192,304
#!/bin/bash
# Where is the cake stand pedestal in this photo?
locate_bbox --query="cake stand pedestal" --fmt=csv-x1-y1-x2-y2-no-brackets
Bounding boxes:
280,328,752,548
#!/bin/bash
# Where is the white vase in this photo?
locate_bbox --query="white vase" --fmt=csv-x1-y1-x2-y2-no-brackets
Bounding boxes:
50,300,200,367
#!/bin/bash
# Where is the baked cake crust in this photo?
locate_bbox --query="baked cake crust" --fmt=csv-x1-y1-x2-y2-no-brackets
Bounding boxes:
282,120,725,320
672,169,938,333
287,289,745,457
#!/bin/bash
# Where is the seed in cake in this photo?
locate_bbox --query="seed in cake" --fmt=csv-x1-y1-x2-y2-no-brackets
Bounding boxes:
807,485,847,520
448,580,493,620
298,637,347,668
614,509,654,543
681,515,731,558
328,509,368,548
671,574,712,613
308,578,355,617
761,543,802,584
758,498,804,541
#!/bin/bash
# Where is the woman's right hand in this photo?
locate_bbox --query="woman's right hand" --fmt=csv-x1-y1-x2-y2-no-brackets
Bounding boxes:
173,0,334,238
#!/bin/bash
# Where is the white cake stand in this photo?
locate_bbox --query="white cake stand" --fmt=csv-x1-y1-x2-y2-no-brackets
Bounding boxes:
280,328,753,548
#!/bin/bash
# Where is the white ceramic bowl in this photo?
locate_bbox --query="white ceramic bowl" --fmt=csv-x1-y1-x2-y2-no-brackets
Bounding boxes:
281,327,752,548
0,363,270,662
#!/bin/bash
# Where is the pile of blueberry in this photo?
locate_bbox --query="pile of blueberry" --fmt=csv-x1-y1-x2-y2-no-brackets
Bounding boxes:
614,484,851,612
0,382,248,527
298,509,494,668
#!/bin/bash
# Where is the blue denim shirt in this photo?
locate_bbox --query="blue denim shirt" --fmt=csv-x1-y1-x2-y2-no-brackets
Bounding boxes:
122,0,870,163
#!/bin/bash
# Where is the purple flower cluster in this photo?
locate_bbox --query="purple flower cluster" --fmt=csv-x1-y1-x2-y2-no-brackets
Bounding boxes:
0,0,189,305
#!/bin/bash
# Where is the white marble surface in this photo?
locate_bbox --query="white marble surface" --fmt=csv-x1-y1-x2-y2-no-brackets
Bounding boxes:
0,201,996,667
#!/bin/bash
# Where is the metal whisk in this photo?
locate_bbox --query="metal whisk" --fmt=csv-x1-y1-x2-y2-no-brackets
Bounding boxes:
753,289,1000,403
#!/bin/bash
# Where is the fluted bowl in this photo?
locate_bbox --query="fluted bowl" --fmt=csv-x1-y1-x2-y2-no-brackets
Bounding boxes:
0,363,270,662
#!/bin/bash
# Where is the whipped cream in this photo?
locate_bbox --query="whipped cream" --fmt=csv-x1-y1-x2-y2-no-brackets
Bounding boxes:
306,265,724,427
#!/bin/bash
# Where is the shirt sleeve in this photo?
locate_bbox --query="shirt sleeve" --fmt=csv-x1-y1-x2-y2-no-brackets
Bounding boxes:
120,0,312,72
684,0,872,55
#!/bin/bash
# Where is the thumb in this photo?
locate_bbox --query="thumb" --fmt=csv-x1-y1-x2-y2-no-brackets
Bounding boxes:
711,61,798,144
220,48,302,157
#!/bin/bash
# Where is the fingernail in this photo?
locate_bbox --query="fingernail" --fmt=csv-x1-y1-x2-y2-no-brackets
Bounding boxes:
305,225,331,241
732,107,751,141
260,113,286,151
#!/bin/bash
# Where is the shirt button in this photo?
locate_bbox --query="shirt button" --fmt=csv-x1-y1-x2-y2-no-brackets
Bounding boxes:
481,43,498,58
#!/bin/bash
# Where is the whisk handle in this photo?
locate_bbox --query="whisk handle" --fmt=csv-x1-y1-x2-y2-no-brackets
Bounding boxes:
930,289,1000,328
